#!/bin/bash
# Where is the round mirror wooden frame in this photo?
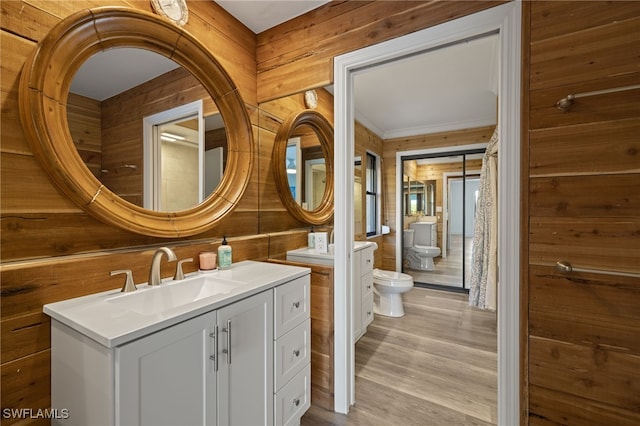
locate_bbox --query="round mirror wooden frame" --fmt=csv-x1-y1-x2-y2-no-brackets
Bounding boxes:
19,7,253,237
272,110,334,225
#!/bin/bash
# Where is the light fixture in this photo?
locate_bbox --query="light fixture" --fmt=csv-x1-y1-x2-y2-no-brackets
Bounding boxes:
286,158,297,174
161,135,177,142
161,132,186,140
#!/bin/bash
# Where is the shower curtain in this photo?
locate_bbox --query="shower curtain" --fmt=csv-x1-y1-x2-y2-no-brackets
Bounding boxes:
469,127,499,311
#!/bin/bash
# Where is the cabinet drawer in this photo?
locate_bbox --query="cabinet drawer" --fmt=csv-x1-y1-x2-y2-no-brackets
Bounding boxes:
362,296,374,328
275,319,310,392
274,363,311,426
274,276,310,338
360,248,374,274
361,270,373,298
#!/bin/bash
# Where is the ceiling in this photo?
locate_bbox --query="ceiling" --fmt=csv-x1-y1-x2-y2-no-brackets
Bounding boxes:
214,0,330,34
71,2,498,140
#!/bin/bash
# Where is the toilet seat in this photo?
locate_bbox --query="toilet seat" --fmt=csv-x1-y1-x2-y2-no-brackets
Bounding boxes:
373,269,414,288
411,245,441,256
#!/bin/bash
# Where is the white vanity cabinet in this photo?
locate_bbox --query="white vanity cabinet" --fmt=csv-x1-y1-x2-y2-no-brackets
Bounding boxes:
353,244,375,342
46,262,310,426
54,290,273,426
116,310,218,425
273,278,311,425
217,290,274,426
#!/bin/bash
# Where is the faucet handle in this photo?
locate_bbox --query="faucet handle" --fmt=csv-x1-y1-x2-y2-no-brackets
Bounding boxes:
111,269,137,293
174,258,193,281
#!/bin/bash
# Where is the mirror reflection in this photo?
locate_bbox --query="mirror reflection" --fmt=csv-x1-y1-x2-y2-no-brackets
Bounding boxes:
67,47,227,212
403,177,436,216
285,124,326,210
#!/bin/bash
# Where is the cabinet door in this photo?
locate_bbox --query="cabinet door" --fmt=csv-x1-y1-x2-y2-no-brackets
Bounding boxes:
352,250,362,341
217,290,273,426
116,311,217,426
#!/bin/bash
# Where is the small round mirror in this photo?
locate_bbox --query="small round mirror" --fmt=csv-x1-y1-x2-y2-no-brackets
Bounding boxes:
272,110,334,225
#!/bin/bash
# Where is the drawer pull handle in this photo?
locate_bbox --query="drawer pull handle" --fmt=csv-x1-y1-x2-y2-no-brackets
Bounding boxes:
293,349,300,357
222,320,231,364
210,326,219,371
293,301,301,309
293,398,300,407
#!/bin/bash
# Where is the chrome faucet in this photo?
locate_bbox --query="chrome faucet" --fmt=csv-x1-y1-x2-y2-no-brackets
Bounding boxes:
148,247,177,286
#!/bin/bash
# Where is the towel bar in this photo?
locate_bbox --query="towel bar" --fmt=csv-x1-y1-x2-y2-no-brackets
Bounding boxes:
555,261,640,278
556,84,640,112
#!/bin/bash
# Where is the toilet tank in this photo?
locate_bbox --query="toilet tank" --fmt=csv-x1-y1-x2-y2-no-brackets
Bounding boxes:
409,222,437,246
403,229,415,247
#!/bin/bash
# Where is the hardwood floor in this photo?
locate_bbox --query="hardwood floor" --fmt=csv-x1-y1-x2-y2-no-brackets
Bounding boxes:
301,287,497,425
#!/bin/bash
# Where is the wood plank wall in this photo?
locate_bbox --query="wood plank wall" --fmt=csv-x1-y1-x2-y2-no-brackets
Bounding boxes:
353,121,384,267
256,1,506,103
0,1,298,422
524,2,640,424
67,93,102,178
0,0,261,261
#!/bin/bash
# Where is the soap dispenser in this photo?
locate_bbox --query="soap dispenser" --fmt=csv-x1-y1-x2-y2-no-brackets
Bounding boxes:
218,236,233,270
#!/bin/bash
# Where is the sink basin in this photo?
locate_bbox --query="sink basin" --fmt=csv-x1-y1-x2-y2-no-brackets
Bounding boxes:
106,275,239,315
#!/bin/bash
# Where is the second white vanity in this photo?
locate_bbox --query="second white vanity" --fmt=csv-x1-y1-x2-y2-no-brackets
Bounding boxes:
287,241,377,341
44,261,311,426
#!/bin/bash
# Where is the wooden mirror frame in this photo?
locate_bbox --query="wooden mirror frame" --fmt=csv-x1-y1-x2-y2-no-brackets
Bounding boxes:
272,110,334,225
19,7,253,237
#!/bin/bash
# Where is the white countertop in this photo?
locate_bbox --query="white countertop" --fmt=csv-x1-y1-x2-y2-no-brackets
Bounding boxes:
43,260,309,348
286,240,378,266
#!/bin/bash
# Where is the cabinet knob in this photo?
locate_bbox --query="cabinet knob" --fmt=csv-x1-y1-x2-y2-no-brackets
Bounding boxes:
293,301,301,309
293,349,300,357
293,398,300,407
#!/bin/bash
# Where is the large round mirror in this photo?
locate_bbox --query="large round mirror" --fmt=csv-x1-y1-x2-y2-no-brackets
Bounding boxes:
19,7,253,237
272,110,334,225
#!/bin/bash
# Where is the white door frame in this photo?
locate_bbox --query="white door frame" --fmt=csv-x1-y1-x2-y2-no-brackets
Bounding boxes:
143,99,204,210
333,2,521,424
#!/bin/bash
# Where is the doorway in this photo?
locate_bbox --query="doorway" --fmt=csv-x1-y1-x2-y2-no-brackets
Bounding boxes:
333,3,521,423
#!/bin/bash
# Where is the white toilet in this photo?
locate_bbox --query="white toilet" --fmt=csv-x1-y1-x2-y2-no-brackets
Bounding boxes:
372,268,414,317
404,222,441,271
